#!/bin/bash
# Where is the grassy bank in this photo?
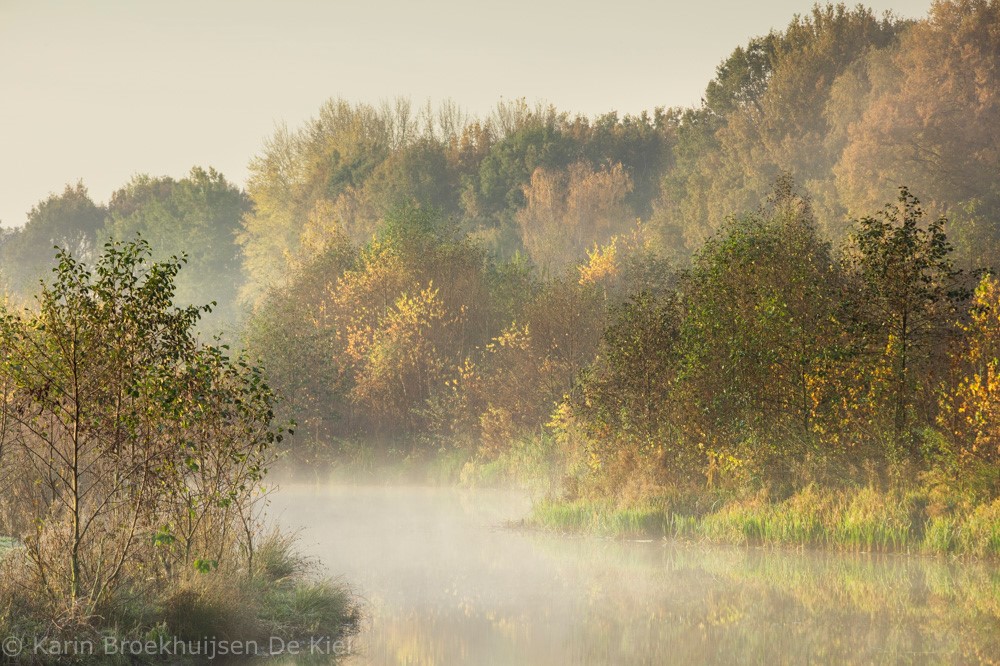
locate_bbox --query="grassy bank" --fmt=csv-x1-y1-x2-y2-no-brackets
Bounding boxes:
0,532,360,664
528,485,1000,558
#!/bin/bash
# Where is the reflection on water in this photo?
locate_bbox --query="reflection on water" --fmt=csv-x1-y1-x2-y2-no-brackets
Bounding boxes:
270,484,1000,665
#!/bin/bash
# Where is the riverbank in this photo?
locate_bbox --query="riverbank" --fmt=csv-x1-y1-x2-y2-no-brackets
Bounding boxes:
0,533,360,665
286,446,1000,558
282,444,1000,558
527,485,1000,558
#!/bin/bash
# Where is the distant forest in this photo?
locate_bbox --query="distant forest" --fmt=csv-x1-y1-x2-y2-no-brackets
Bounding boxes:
3,1,999,502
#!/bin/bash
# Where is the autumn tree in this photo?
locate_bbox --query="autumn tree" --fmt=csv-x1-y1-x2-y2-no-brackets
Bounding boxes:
846,187,966,451
940,274,1000,497
240,98,473,305
517,161,635,271
246,206,506,444
567,110,674,219
834,0,1000,261
654,4,903,251
240,100,398,304
0,240,280,612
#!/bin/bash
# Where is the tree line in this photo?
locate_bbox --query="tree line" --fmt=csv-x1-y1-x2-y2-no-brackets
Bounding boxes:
1,0,998,503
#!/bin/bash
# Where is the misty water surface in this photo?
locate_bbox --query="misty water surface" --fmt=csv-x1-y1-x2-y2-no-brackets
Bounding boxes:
270,485,1000,665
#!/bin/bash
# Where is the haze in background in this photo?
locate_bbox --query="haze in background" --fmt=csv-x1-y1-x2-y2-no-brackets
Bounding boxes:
1,0,932,228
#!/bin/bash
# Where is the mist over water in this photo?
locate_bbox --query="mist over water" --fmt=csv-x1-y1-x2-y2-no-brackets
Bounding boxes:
270,484,1000,665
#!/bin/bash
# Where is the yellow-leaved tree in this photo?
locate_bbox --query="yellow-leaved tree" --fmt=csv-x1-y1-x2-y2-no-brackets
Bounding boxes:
517,161,634,271
942,275,1000,474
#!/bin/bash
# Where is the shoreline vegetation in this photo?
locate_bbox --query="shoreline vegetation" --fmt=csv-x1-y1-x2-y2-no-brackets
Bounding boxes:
0,243,358,664
300,452,1000,560
0,531,360,665
525,487,1000,558
231,0,1000,571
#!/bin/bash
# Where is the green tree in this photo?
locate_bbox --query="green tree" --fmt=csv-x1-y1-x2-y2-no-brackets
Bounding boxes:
569,110,674,219
0,183,106,296
107,167,250,331
846,187,966,450
0,239,280,611
703,34,780,119
577,291,680,440
463,107,573,223
679,181,845,486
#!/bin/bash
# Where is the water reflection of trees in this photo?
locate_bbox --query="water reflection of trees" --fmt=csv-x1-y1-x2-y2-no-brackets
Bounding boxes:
277,486,1000,665
361,538,1000,664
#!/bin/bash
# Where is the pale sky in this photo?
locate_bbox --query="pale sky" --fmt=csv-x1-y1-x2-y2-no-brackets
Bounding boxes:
0,0,933,228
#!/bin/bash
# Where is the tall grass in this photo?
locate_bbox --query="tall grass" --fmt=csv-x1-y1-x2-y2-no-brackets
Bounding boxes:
0,531,360,664
531,499,671,536
529,486,1000,557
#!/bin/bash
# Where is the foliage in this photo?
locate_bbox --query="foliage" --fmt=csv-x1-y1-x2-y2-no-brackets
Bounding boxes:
0,183,106,296
0,239,281,618
655,3,903,252
7,0,1000,560
517,161,635,271
834,0,1000,258
939,274,1000,498
106,167,250,332
845,187,967,449
681,183,844,455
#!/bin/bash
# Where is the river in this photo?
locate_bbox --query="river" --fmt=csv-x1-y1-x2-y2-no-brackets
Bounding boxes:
270,484,1000,665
